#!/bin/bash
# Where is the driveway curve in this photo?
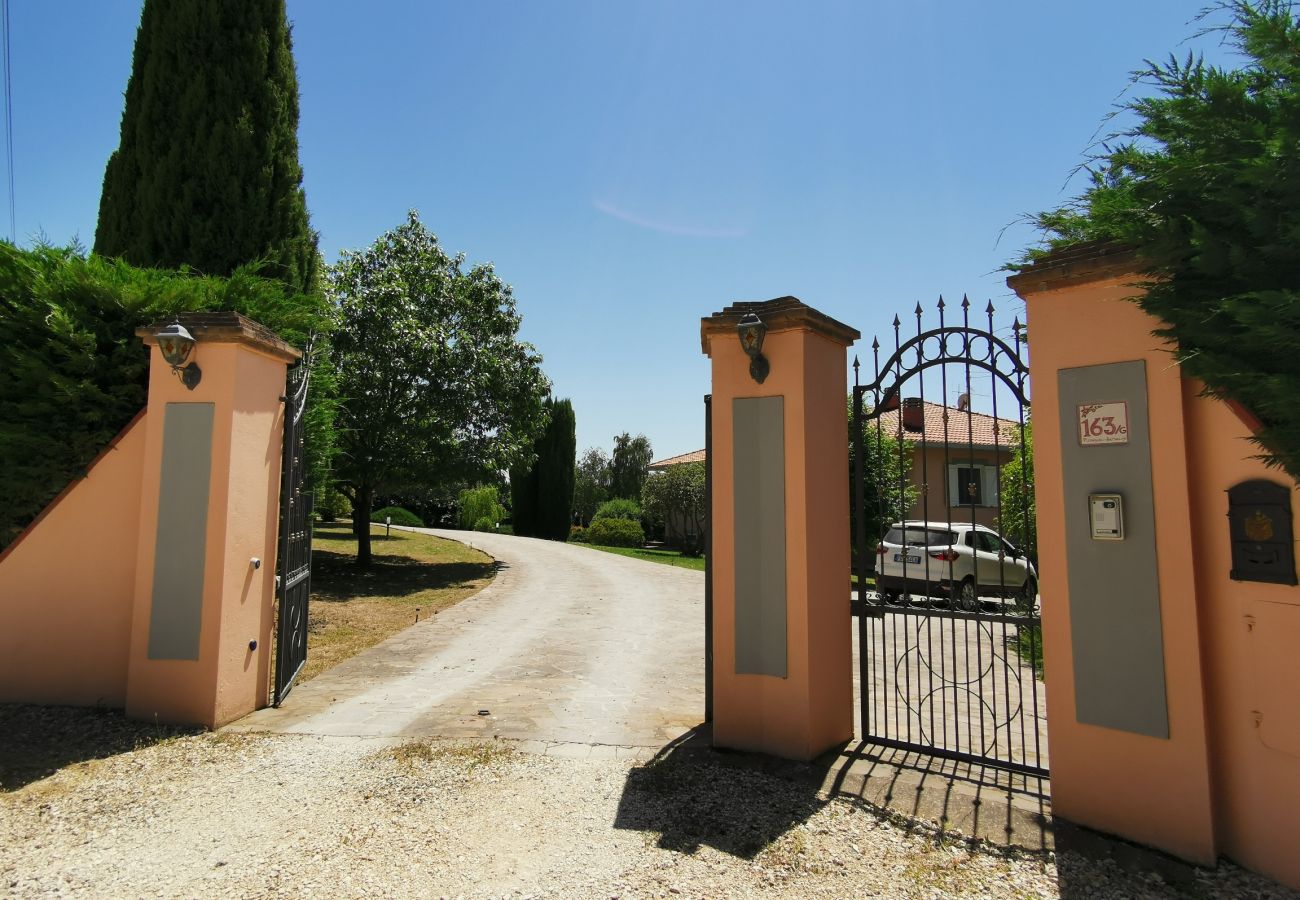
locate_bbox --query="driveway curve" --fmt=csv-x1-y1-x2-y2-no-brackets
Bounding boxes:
236,529,704,748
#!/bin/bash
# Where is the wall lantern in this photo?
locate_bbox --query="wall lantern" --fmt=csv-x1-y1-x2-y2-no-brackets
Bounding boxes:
737,313,770,384
155,322,202,390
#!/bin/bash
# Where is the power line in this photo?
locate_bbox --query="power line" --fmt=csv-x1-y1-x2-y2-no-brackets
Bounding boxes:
2,0,13,243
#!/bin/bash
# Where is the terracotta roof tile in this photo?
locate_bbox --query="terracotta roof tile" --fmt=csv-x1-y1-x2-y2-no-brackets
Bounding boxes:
873,400,1020,449
648,449,707,470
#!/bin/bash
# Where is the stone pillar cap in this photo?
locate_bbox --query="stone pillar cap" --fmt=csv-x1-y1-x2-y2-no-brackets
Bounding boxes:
137,311,302,364
701,296,859,354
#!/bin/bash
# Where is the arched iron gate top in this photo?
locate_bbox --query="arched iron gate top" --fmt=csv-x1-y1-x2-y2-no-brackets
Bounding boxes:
854,296,1029,415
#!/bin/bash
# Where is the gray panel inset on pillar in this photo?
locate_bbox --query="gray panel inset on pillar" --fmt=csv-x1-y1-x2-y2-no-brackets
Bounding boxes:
733,396,787,677
148,402,214,660
1058,362,1168,737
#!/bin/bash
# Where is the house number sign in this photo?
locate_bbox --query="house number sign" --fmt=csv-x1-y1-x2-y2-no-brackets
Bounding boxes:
1078,402,1130,446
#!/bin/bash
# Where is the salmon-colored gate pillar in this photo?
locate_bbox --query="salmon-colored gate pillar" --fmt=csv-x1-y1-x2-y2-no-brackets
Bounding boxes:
702,297,858,761
125,313,300,728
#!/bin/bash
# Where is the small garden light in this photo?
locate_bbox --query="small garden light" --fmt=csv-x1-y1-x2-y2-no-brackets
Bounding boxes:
736,312,770,383
155,321,202,389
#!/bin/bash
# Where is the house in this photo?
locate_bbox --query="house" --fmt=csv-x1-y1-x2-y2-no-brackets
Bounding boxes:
871,396,1020,529
656,396,1021,533
645,449,708,550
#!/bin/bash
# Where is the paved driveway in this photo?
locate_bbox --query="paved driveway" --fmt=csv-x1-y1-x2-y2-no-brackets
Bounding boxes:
235,529,705,748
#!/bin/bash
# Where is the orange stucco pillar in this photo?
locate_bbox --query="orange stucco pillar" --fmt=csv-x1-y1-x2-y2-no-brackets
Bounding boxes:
125,313,300,728
1009,246,1217,865
702,297,858,761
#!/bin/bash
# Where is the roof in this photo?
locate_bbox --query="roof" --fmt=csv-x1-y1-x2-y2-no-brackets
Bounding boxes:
1004,239,1145,296
648,449,706,471
871,400,1020,450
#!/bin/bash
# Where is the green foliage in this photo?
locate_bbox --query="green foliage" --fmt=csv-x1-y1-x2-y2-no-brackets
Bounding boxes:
573,447,611,526
316,485,352,523
94,0,318,297
641,462,706,555
996,422,1036,557
592,498,642,523
568,525,589,543
457,485,506,531
510,397,576,540
0,244,332,550
610,433,653,500
473,516,496,533
1016,1,1300,478
849,400,920,555
371,506,424,527
586,516,645,548
329,211,550,564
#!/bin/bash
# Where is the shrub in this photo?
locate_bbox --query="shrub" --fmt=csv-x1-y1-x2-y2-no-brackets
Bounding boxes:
568,525,588,543
587,517,645,548
316,486,351,523
473,516,496,533
371,506,424,527
592,498,641,523
457,485,505,531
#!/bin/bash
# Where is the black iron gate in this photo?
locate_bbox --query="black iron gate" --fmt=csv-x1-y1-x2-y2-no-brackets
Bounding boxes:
273,361,313,706
851,298,1045,776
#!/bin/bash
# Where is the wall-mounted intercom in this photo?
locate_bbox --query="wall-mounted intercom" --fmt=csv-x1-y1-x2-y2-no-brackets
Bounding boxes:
1089,493,1124,540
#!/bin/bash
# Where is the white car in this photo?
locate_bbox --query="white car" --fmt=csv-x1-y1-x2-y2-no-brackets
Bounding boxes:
874,520,1037,610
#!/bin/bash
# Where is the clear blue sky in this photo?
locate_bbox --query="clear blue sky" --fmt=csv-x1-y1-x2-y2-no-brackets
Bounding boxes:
13,1,1225,460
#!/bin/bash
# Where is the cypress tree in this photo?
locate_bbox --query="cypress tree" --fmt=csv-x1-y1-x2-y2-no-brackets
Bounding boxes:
94,0,318,296
535,398,577,540
510,398,576,540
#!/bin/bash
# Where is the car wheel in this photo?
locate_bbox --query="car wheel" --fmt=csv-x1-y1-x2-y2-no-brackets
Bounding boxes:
956,578,980,612
1018,576,1038,610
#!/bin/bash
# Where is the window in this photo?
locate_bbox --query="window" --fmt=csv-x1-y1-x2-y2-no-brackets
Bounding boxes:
884,527,955,547
948,464,996,508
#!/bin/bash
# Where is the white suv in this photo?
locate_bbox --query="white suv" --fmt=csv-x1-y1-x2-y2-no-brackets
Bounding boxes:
874,520,1037,610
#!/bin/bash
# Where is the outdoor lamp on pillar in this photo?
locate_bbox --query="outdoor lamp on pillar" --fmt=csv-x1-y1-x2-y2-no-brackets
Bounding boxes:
155,322,202,390
737,313,769,384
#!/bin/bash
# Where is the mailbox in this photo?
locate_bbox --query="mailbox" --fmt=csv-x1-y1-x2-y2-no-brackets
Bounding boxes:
1227,479,1297,585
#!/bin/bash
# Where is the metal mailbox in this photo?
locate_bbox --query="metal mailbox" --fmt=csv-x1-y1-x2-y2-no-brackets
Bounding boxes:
1227,479,1297,585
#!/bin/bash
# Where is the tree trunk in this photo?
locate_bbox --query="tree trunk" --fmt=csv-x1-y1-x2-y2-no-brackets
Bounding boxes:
354,483,373,567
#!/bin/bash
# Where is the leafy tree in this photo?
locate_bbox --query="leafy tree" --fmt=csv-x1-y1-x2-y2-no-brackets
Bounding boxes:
641,461,707,555
1016,0,1300,478
329,211,550,566
996,421,1036,558
573,447,611,525
609,433,653,500
94,0,318,297
510,397,576,540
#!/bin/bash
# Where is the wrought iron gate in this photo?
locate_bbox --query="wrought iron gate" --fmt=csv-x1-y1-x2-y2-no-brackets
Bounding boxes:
851,298,1045,775
273,361,313,706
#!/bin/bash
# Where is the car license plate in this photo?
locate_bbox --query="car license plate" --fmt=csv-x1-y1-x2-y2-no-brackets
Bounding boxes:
894,553,921,565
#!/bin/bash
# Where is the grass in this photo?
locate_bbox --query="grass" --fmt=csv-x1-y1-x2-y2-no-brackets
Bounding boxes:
379,738,516,771
573,542,706,571
301,522,496,683
1012,621,1045,680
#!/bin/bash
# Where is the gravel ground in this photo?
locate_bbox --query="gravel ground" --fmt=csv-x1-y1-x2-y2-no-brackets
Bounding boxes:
3,730,1295,899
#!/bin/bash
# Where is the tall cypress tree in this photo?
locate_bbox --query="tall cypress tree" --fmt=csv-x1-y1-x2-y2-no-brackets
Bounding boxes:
94,0,318,295
534,398,576,540
510,398,576,540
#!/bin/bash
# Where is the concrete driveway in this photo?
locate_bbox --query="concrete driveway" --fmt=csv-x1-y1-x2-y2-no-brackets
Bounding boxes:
235,529,705,749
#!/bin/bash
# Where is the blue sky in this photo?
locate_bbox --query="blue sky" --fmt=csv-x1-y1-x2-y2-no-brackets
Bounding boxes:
14,1,1222,460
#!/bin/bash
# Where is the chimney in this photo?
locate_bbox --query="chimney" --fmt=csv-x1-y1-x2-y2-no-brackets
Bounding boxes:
901,397,924,432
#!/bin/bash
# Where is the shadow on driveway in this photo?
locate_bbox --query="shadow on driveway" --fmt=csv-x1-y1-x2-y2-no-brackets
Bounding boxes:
0,704,198,791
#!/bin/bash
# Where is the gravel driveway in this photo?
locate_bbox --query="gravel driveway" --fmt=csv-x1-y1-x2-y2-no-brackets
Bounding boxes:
4,534,1296,897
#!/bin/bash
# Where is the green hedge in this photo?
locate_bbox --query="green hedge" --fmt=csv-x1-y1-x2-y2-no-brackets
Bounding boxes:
371,506,424,527
0,245,333,550
587,517,644,548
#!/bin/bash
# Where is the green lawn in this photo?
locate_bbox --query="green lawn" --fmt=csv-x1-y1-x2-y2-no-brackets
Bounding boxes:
574,542,707,571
